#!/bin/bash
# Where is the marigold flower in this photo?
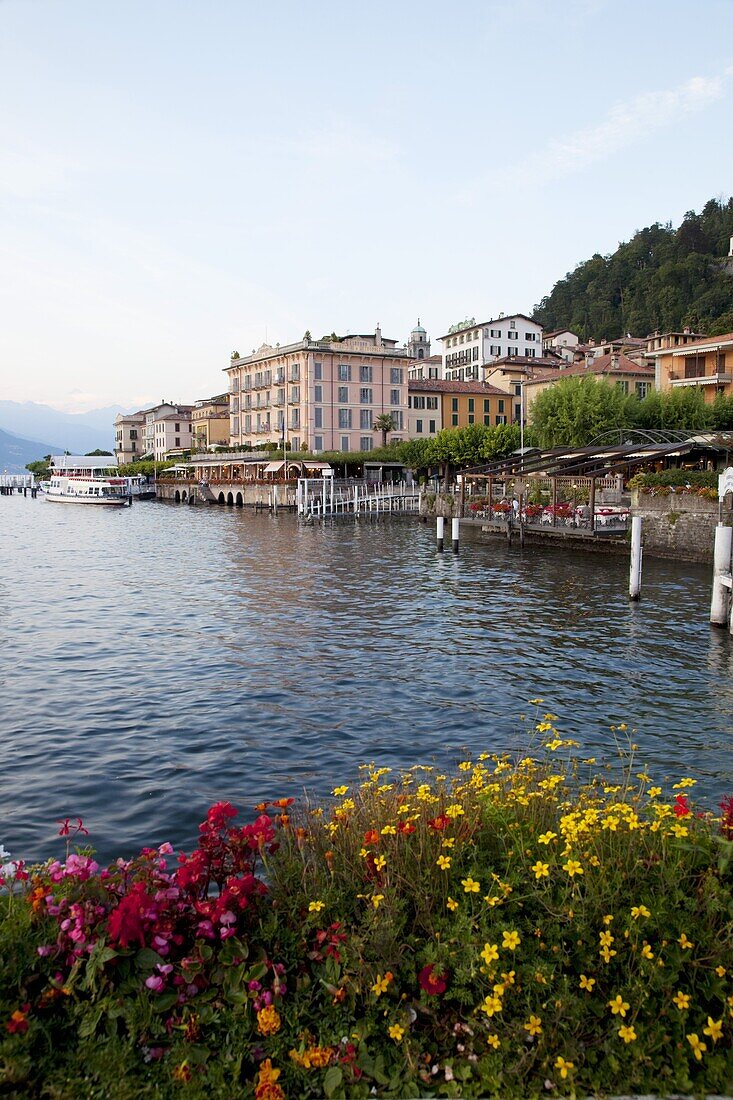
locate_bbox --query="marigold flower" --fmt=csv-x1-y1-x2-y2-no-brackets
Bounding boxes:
686,1032,707,1060
372,971,393,996
524,1015,542,1036
579,974,595,992
502,930,520,951
672,990,690,1011
480,943,499,965
554,1056,574,1079
703,1017,723,1043
618,1024,636,1044
381,825,396,835
436,855,451,870
647,786,662,798
363,830,379,845
461,877,480,893
257,1006,281,1036
531,860,549,880
608,994,629,1017
388,1023,404,1041
255,1059,284,1100
501,970,516,985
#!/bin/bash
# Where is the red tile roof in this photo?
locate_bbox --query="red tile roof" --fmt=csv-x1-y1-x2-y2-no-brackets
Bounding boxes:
408,379,507,395
525,353,653,382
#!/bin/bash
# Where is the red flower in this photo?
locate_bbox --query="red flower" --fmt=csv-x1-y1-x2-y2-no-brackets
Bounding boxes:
673,794,690,817
720,795,733,840
6,1004,30,1034
428,814,449,832
397,821,416,835
363,830,379,845
107,883,154,948
418,964,448,995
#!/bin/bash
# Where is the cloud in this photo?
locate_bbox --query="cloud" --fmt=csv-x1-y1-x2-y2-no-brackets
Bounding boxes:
462,69,731,200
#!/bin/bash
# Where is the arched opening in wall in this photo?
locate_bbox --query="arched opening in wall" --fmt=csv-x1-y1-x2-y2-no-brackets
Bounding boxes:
236,492,243,506
174,489,181,503
181,490,187,502
218,492,225,505
226,492,234,506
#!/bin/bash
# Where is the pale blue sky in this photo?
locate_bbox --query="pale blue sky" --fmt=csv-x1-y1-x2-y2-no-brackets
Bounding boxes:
2,0,733,411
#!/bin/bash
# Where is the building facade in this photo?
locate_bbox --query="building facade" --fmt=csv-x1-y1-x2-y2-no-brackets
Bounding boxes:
192,394,230,451
483,359,564,424
522,353,655,414
650,331,733,403
408,379,511,436
114,403,193,463
407,320,431,361
408,354,442,382
226,328,409,453
542,329,579,363
440,314,543,381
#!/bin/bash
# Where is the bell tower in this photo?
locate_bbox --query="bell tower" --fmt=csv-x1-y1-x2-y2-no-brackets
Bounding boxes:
408,319,430,360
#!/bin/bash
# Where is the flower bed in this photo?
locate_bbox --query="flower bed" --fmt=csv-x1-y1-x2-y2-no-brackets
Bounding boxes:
2,717,732,1097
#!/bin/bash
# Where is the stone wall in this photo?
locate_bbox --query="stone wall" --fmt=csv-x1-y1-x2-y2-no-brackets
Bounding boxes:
631,490,732,562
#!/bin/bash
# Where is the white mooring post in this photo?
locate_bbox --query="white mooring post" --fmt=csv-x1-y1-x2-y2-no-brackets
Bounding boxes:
452,517,460,554
436,515,445,552
710,523,733,627
629,516,643,601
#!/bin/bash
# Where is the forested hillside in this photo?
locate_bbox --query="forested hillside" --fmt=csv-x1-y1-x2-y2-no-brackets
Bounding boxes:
533,197,733,339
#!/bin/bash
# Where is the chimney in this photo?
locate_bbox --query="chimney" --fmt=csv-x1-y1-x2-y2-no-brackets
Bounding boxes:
611,352,620,370
683,326,691,335
585,352,593,369
729,235,733,257
375,324,382,347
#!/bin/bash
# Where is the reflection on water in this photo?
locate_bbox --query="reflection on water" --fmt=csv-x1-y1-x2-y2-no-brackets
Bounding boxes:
1,494,731,863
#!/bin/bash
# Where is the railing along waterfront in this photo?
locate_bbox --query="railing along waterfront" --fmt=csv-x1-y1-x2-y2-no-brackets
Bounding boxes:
467,501,631,533
297,478,420,519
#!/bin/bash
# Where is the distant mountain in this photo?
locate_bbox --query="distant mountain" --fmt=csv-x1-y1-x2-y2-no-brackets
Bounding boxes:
0,402,126,454
0,428,62,474
533,196,733,340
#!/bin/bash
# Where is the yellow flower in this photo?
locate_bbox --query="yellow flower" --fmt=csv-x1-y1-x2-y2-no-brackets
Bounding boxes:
374,855,386,871
371,894,385,909
447,896,459,911
462,877,480,893
436,855,451,870
599,931,614,947
579,974,595,992
388,1023,404,1042
480,943,499,965
715,966,727,977
257,1006,281,1035
602,914,614,926
487,1033,501,1050
308,900,325,912
563,859,583,877
445,804,465,818
381,824,396,835
673,777,696,789
703,1017,723,1043
647,786,662,798
554,1056,574,1079
531,860,549,880
686,1033,707,1061
641,943,654,960
608,994,629,1017
372,971,393,996
672,990,690,1011
481,994,503,1017
600,946,617,963
618,1024,636,1043
332,785,349,796
524,1015,542,1036
501,970,516,986
671,823,688,838
678,933,694,950
441,837,455,848
502,930,521,951
538,831,557,845
545,739,563,751
630,904,651,919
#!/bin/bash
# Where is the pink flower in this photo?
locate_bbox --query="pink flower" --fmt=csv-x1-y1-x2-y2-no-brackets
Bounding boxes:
145,975,165,993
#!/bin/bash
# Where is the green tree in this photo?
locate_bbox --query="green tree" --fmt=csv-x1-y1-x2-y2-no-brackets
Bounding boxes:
373,413,396,448
530,377,634,447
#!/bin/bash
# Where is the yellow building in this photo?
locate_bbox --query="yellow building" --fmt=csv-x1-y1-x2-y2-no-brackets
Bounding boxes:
649,331,733,404
409,379,511,434
192,394,230,451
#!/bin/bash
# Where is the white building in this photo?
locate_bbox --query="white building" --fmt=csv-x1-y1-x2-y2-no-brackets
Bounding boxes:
115,402,193,463
440,314,543,381
542,329,579,364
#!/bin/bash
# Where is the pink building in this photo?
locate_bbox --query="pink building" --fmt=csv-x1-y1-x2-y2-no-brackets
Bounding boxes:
225,328,409,453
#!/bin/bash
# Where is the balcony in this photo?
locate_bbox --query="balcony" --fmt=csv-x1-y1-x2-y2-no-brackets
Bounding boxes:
669,372,732,387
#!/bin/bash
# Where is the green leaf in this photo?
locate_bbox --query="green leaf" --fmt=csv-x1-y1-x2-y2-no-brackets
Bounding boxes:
135,947,164,971
323,1065,343,1098
152,991,179,1013
78,1005,104,1038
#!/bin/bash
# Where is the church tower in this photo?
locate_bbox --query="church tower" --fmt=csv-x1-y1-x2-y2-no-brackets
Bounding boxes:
407,319,430,360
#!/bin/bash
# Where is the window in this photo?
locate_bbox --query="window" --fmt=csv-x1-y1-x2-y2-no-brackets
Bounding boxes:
338,386,349,403
508,348,518,357
360,387,373,404
314,407,323,428
359,409,372,430
468,414,474,424
340,435,350,452
429,419,436,433
451,398,458,411
514,384,522,396
390,389,400,405
230,397,239,413
451,414,459,426
390,367,403,384
290,386,300,403
175,436,180,447
427,396,438,409
490,328,501,338
509,320,516,330
472,346,479,361
131,441,137,451
636,381,651,398
360,436,373,451
175,423,180,432
314,435,323,452
490,345,501,356
514,403,521,421
338,363,351,381
291,437,300,450
290,364,300,382
616,380,629,395
484,415,491,426
314,361,322,380
525,348,536,357
495,414,507,425
244,414,251,432
130,429,137,439
498,399,505,412
525,332,537,341
428,366,438,379
507,331,518,340
291,409,300,428
314,384,322,403
412,395,425,409
468,398,474,412
416,419,423,433
338,408,352,429
360,365,372,383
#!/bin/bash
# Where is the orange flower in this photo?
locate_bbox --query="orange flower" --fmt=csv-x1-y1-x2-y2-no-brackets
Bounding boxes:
364,830,380,845
257,1006,281,1036
255,1059,284,1100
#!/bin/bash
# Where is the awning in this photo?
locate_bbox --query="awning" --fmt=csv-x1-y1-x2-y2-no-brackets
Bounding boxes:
263,460,286,474
303,461,333,472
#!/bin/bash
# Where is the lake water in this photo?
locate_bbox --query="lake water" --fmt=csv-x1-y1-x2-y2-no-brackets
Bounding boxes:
2,493,732,864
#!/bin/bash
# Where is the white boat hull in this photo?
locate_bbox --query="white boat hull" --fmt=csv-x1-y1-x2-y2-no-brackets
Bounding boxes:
45,493,129,506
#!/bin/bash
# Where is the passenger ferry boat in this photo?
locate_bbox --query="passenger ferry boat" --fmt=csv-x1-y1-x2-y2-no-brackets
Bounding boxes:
45,456,131,507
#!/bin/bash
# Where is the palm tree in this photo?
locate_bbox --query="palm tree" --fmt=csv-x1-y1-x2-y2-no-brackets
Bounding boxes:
373,413,396,448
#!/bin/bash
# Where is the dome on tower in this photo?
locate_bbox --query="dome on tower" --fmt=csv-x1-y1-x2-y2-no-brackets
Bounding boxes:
411,318,426,335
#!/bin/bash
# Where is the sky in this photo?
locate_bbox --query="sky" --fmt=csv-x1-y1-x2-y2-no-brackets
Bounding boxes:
2,0,733,413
